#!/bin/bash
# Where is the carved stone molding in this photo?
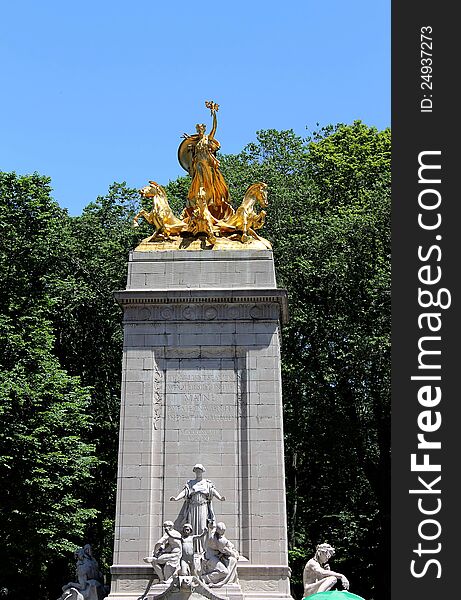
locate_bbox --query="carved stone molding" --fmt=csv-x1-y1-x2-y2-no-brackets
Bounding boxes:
115,289,288,324
122,303,281,324
152,362,163,430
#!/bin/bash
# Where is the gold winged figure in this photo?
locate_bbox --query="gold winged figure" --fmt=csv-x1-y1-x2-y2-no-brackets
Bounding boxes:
178,100,234,221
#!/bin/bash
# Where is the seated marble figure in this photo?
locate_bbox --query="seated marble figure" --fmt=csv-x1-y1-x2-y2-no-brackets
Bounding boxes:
302,543,349,597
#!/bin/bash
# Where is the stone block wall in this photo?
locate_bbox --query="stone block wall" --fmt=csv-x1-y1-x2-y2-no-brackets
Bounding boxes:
109,249,292,599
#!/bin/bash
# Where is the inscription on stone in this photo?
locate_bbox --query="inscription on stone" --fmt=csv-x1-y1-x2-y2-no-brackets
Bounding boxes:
165,363,237,431
182,429,222,442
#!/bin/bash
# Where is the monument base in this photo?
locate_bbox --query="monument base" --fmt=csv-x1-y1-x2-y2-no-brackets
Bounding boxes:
237,564,292,600
134,235,271,253
151,578,242,600
108,563,292,600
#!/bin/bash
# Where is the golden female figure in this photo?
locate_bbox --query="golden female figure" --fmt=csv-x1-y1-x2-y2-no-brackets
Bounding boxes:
178,101,234,221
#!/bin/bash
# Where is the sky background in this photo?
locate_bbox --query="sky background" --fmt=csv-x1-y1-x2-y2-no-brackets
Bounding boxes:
1,1,390,216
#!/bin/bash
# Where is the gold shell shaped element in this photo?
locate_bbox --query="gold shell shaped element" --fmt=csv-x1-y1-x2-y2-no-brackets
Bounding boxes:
177,134,199,174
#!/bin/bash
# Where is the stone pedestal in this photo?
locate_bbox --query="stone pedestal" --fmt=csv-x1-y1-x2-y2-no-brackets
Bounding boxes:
108,249,292,600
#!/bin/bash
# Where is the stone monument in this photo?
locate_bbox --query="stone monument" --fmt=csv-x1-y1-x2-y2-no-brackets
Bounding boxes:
107,101,292,600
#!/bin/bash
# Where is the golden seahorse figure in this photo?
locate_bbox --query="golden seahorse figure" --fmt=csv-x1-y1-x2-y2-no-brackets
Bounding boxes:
133,181,186,241
221,182,271,248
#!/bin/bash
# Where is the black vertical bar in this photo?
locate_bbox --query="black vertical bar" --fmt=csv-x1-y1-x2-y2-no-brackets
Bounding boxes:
392,2,459,598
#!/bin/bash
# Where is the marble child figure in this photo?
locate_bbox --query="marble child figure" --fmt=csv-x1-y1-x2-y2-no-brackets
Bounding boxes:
167,523,208,576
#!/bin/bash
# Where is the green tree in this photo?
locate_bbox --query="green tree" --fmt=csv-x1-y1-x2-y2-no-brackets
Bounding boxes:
47,182,142,571
0,173,99,598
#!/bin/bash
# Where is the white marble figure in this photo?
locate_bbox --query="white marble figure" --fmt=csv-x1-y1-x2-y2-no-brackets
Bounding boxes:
143,521,182,583
167,523,208,576
302,543,349,597
201,522,239,588
58,545,105,600
170,464,226,552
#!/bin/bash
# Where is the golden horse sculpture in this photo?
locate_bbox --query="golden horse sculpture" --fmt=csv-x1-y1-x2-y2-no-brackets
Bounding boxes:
134,180,269,247
222,182,269,245
134,181,186,241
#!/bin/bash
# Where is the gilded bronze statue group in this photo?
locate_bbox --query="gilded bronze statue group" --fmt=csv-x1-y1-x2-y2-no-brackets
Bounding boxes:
133,101,270,249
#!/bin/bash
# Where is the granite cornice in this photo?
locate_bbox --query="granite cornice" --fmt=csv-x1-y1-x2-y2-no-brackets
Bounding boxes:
114,288,288,324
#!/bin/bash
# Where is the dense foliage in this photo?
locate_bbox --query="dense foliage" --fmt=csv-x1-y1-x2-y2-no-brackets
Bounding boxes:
0,174,99,597
0,122,390,600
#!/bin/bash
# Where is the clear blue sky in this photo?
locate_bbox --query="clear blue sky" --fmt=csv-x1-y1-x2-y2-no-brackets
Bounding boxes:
1,1,390,216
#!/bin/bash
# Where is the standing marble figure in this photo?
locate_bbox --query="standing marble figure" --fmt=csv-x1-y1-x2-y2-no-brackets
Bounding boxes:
170,523,208,576
170,464,226,552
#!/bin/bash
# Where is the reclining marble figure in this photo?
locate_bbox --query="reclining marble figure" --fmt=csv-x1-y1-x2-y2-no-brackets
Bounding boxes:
58,545,106,600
